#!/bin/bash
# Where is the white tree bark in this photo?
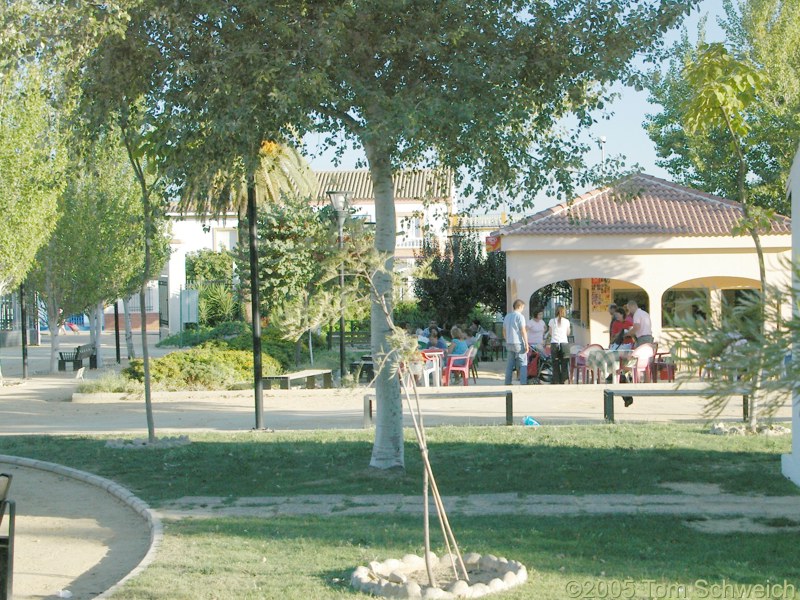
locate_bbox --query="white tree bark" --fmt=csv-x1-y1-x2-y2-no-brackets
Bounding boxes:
47,300,61,373
122,297,136,359
93,301,104,368
365,138,404,470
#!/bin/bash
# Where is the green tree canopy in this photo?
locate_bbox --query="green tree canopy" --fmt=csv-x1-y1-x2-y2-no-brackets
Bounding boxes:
0,62,63,296
29,0,696,469
414,231,505,327
644,0,800,215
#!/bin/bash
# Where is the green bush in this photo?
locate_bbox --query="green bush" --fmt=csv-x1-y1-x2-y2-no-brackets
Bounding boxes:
123,346,282,390
157,321,250,348
198,282,239,326
77,370,143,394
155,321,308,370
393,300,434,331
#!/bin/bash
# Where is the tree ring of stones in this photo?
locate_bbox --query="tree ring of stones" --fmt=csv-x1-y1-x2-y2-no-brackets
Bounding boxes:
351,552,528,599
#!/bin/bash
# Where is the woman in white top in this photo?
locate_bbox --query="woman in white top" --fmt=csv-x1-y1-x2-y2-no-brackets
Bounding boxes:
526,309,546,350
548,305,571,384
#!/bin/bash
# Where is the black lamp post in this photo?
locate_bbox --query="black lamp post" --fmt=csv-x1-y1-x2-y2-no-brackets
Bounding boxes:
326,190,351,382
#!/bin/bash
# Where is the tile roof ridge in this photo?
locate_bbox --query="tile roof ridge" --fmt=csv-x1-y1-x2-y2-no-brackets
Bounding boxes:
634,173,744,209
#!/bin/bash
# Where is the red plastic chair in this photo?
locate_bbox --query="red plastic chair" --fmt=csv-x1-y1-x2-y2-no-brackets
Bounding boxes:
617,343,656,383
573,344,605,384
442,348,476,386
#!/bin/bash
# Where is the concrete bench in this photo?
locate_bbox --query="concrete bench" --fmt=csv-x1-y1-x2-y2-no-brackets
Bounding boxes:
603,387,750,423
57,343,96,372
264,369,333,390
363,388,514,428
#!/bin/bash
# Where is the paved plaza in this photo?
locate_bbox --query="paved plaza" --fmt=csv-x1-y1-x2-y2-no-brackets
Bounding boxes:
0,332,795,598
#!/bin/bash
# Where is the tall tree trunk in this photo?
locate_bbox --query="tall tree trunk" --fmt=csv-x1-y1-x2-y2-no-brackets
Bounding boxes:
122,296,136,359
122,298,136,360
47,299,61,373
121,122,156,442
364,138,404,470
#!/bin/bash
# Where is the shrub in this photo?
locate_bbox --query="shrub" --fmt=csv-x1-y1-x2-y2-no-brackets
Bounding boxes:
123,346,282,390
155,321,304,370
157,321,249,348
77,370,143,394
198,282,239,326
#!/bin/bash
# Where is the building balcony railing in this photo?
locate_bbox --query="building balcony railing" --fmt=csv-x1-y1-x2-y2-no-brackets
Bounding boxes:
396,238,423,249
452,214,506,229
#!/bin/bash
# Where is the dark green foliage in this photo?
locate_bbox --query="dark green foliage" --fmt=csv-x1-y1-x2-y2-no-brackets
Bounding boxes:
185,249,234,285
123,344,282,390
393,301,435,331
156,321,301,370
157,321,250,348
235,195,336,322
414,231,505,328
196,282,239,327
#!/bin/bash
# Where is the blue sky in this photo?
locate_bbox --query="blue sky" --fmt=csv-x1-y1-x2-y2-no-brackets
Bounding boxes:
306,0,726,212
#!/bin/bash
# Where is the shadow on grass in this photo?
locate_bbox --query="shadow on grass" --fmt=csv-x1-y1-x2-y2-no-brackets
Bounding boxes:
119,514,800,600
0,424,796,502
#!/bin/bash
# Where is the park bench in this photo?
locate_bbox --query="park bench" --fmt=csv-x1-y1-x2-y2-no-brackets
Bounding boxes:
0,473,14,600
264,369,333,390
57,343,97,372
363,388,514,428
602,387,750,423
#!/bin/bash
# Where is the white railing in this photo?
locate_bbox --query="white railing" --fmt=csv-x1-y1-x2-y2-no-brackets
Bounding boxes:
396,238,423,249
456,214,505,228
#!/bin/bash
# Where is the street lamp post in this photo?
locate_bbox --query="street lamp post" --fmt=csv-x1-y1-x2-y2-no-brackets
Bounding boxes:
326,190,351,383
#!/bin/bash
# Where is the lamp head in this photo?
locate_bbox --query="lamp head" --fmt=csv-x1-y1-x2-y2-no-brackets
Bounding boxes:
326,190,351,212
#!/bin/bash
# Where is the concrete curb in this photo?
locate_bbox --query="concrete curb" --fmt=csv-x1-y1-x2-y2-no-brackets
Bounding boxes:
0,454,162,598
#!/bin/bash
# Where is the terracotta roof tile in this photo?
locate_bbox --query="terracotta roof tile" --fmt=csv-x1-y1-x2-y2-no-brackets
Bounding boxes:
315,169,453,202
499,173,791,237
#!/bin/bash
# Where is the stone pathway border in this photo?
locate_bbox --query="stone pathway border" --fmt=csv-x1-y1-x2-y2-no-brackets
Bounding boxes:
156,487,800,521
0,454,163,599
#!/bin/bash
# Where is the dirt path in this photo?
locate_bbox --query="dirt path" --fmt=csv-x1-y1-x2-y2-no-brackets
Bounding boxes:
0,459,154,600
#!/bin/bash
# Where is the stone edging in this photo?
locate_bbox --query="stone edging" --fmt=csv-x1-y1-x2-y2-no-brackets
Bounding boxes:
0,453,162,598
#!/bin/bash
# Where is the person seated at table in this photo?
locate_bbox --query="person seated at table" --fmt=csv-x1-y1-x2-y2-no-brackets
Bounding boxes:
609,307,634,349
448,326,470,356
426,329,448,351
422,320,442,338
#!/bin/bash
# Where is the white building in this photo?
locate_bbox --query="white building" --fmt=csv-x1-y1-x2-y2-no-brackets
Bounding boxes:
497,173,792,347
159,168,455,334
782,145,800,487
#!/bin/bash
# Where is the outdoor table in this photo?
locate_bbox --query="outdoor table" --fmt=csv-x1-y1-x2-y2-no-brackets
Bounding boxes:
586,348,633,384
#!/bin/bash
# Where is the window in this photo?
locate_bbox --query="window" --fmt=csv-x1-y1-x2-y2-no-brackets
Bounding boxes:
213,228,238,251
662,289,709,326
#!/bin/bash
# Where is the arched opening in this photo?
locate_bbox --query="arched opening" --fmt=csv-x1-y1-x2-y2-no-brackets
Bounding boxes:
529,281,573,320
661,277,760,328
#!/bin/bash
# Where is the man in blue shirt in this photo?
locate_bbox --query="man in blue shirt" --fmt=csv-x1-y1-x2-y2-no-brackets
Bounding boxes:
503,299,529,385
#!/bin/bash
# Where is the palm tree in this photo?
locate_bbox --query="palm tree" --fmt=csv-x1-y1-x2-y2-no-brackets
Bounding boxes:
183,140,318,429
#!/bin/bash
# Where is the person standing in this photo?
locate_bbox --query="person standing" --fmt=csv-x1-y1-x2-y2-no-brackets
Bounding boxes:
607,303,618,345
503,299,529,385
625,300,653,347
526,309,546,351
548,305,571,384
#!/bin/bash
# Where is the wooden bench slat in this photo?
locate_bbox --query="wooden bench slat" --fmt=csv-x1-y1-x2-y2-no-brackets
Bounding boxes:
263,369,333,390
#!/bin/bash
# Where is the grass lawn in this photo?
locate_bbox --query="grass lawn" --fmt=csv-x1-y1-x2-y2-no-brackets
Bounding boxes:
0,424,796,500
115,515,800,599
1,423,798,599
